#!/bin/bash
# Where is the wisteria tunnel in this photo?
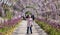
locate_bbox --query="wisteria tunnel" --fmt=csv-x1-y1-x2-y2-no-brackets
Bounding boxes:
0,0,60,35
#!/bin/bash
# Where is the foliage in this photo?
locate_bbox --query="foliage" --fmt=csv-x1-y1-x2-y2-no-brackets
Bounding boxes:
2,4,13,19
25,11,31,15
0,17,21,35
26,6,33,8
5,11,12,19
35,20,60,35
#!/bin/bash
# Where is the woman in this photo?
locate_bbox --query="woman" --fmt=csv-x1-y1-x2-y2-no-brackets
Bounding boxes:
27,15,33,34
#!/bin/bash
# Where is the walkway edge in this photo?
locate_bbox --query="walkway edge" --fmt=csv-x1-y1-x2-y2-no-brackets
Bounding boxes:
4,20,22,35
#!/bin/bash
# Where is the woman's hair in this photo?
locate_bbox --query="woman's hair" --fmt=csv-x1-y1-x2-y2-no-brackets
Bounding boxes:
26,15,31,18
26,15,29,18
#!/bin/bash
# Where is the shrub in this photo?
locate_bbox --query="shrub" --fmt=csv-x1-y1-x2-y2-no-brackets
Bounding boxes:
35,20,60,35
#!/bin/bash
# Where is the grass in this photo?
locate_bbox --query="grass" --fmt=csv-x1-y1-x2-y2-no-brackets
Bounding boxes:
0,27,8,33
35,20,60,35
